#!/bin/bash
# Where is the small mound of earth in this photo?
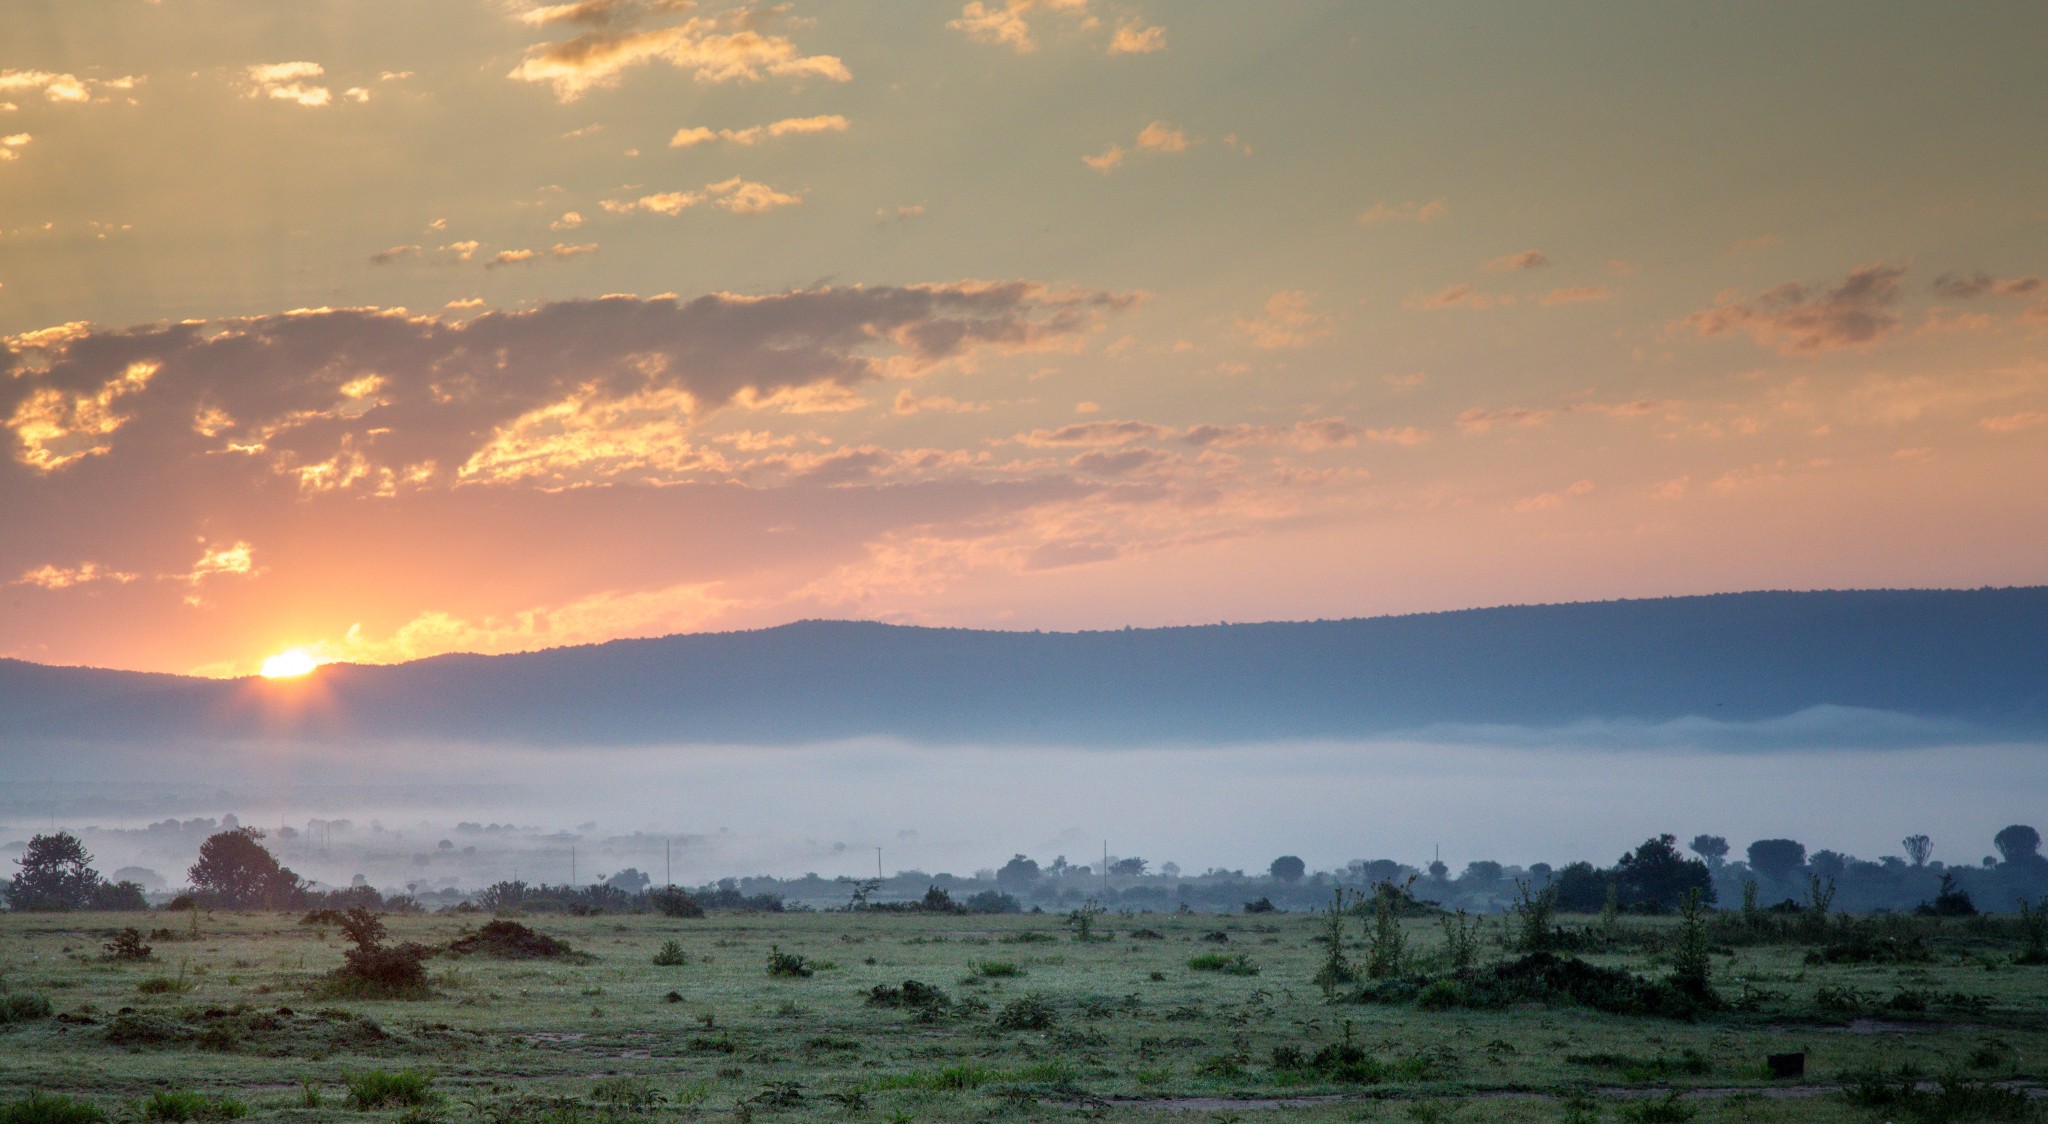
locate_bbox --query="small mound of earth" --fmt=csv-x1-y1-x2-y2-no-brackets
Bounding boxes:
446,920,581,960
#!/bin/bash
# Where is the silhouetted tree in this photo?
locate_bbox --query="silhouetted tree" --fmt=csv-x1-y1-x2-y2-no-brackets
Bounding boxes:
187,827,302,909
1458,860,1504,886
1994,824,2042,865
1268,855,1306,882
1551,861,1610,913
7,832,102,911
1426,859,1449,881
1613,834,1714,911
1109,857,1149,876
1746,838,1807,881
1809,850,1847,880
1902,834,1932,868
603,868,651,893
995,854,1041,886
1688,835,1729,867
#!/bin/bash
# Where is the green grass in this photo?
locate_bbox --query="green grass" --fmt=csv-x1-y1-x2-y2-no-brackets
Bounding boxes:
0,909,2043,1123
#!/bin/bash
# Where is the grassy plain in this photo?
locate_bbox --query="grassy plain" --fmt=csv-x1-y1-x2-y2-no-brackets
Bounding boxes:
2,907,2044,1123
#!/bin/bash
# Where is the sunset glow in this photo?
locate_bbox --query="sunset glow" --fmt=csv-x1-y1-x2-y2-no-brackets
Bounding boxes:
1,5,2044,677
257,650,323,680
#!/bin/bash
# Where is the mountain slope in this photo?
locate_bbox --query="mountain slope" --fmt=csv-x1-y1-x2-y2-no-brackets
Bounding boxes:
3,588,2045,749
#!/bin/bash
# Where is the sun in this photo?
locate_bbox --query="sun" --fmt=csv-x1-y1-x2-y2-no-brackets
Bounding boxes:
258,648,324,679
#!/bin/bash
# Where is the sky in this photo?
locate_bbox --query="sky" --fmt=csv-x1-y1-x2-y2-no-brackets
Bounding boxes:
3,1,2046,678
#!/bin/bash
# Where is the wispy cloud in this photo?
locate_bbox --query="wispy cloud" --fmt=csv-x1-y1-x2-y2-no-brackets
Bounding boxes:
509,2,849,102
1482,249,1548,272
607,177,803,215
1233,290,1332,348
669,114,848,147
1679,264,1907,354
1357,198,1448,225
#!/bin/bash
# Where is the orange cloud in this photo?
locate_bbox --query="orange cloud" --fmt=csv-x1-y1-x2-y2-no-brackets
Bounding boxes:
1108,19,1167,54
949,0,1108,54
243,62,335,107
1483,249,1548,272
610,178,803,215
0,69,142,104
1678,264,1906,354
509,2,850,101
11,561,139,590
1981,411,2048,433
1409,283,1514,311
668,114,849,147
1234,290,1332,348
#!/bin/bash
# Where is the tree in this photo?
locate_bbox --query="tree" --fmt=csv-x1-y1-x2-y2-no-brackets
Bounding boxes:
1552,861,1610,912
1457,860,1504,887
1746,838,1807,881
995,854,1041,886
1613,834,1714,911
187,827,302,909
1994,824,2042,865
1268,855,1306,882
1902,834,1932,868
603,868,650,893
7,832,103,911
1688,835,1730,867
1109,857,1149,877
1809,850,1848,880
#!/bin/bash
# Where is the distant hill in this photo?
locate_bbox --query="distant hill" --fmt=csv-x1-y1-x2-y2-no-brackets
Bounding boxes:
3,589,2046,751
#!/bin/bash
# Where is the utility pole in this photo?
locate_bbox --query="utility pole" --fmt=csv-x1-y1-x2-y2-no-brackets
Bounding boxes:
876,846,884,880
571,847,577,886
665,838,672,888
1103,839,1110,893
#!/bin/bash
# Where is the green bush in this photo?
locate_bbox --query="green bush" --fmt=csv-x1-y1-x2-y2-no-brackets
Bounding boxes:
992,994,1057,1030
651,940,688,967
1188,952,1258,975
0,1093,107,1124
345,1070,437,1109
0,993,53,1024
765,946,813,978
139,1091,247,1123
971,960,1021,978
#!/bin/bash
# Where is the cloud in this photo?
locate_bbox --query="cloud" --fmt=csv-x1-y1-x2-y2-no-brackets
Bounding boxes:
509,2,849,101
1539,285,1611,306
10,561,138,590
1017,419,1169,446
243,61,334,107
667,114,848,147
1678,264,1907,354
1482,249,1548,272
0,133,28,161
1134,120,1188,153
369,244,422,265
182,540,256,583
894,389,991,414
1233,290,1332,348
1980,411,2048,433
551,242,599,257
1513,479,1593,513
551,211,584,230
1108,19,1167,54
1455,406,1555,434
1084,120,1192,172
1408,283,1514,311
1931,271,2044,300
948,0,1102,54
486,249,539,269
0,70,143,104
439,240,480,263
609,177,803,215
1081,144,1123,172
1357,198,1448,225
1363,426,1430,445
0,285,1135,493
1726,232,1781,254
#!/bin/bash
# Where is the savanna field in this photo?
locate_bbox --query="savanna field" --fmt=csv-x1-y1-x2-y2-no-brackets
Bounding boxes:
3,902,2046,1124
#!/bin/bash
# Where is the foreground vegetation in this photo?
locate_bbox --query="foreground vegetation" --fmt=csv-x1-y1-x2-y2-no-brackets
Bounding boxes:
2,899,2045,1123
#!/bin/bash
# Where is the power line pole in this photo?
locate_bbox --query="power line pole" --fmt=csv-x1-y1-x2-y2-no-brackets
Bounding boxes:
876,846,884,880
665,838,673,888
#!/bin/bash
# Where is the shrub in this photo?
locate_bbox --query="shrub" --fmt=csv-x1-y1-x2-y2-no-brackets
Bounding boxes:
0,993,54,1024
765,946,813,978
139,1091,247,1123
1313,891,1355,997
962,890,1020,914
865,979,949,1010
1,1095,106,1124
1189,953,1259,976
652,940,688,966
992,994,1057,1030
322,907,434,997
1618,1092,1696,1123
344,1070,437,1109
648,887,704,918
1669,889,1714,998
1512,881,1558,954
1439,910,1481,971
972,960,1022,978
1843,1067,2033,1122
1242,897,1277,914
101,929,154,962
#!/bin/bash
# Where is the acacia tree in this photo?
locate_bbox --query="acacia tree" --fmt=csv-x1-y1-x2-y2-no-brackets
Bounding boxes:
1746,838,1807,882
1994,824,2042,866
1689,835,1730,867
1268,855,1305,882
7,832,102,910
187,827,302,909
1902,834,1933,868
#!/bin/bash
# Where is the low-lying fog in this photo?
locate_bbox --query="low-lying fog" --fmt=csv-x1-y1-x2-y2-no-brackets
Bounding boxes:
5,730,2044,896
